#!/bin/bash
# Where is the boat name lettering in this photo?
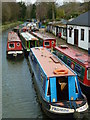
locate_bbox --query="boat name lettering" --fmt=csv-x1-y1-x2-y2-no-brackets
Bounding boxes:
50,106,69,112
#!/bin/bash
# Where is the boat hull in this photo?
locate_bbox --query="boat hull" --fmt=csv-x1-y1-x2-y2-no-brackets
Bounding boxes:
28,55,88,119
23,47,29,58
6,50,24,59
80,81,90,103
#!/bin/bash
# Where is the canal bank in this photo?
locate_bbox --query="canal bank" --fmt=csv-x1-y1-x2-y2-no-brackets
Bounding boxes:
2,21,23,32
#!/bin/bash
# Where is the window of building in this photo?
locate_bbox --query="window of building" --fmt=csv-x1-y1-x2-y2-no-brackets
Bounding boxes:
89,30,90,43
81,29,84,41
69,29,72,37
63,28,66,36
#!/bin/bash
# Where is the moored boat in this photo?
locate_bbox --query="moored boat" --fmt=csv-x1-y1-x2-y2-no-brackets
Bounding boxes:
32,32,56,49
28,47,88,119
13,26,19,35
53,45,90,101
6,31,24,59
20,32,38,57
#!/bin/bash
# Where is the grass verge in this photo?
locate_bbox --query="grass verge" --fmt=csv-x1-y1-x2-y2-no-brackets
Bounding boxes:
2,21,23,32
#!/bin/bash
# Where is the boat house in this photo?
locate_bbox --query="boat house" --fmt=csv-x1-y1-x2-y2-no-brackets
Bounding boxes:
67,11,90,50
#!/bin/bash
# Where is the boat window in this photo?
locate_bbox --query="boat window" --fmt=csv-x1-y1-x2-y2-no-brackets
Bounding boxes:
75,81,78,93
75,64,82,76
9,43,15,48
17,42,20,46
56,77,68,101
87,68,90,80
52,41,54,45
47,80,50,96
67,59,71,67
27,41,29,48
44,41,50,46
30,41,35,48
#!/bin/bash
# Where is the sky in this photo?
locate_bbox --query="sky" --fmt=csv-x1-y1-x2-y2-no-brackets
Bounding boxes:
16,0,85,5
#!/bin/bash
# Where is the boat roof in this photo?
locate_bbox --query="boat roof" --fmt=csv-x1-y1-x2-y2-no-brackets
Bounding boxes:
21,32,38,41
32,32,56,41
31,47,75,78
8,31,21,42
55,46,89,68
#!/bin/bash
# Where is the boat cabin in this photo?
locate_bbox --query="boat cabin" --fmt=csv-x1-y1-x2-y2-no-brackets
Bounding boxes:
32,32,56,49
30,47,86,102
20,32,38,57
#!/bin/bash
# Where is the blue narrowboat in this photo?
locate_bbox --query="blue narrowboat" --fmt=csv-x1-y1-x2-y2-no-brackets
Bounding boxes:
28,47,88,119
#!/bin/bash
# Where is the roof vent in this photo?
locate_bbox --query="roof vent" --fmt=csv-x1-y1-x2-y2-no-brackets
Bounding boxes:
75,53,82,57
50,56,60,63
60,45,68,49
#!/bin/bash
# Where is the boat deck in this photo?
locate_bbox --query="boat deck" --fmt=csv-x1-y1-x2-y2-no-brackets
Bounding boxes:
8,31,21,42
55,46,89,67
21,32,38,41
32,32,56,41
31,47,75,78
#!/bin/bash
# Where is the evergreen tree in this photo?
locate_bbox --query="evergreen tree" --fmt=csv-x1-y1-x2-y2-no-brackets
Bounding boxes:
30,4,36,19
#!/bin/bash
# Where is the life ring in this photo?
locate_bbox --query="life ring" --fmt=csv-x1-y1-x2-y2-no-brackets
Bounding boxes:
53,69,68,75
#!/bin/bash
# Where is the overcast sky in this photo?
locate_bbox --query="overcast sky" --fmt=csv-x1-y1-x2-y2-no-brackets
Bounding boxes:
16,0,85,4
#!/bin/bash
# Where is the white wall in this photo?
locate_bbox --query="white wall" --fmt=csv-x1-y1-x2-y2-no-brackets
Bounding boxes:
67,25,74,45
58,27,66,40
78,26,88,50
67,25,90,50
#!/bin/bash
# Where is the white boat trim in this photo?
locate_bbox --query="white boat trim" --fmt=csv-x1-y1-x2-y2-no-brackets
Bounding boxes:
76,103,88,112
8,51,23,54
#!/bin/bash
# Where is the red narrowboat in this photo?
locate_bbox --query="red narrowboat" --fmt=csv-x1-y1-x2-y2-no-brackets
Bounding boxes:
53,45,90,101
6,31,24,59
31,32,56,49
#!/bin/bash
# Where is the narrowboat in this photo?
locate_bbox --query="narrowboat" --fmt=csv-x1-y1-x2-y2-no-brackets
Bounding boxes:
20,32,38,57
28,47,88,119
6,31,24,59
13,26,19,35
53,45,90,101
31,32,56,49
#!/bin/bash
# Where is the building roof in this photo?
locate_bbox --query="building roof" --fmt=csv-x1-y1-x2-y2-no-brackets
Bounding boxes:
31,47,75,78
67,11,90,27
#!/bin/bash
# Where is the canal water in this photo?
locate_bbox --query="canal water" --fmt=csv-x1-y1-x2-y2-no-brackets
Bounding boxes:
2,29,90,119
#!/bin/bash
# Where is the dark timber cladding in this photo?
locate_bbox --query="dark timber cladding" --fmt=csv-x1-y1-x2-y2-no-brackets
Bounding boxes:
31,47,75,78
